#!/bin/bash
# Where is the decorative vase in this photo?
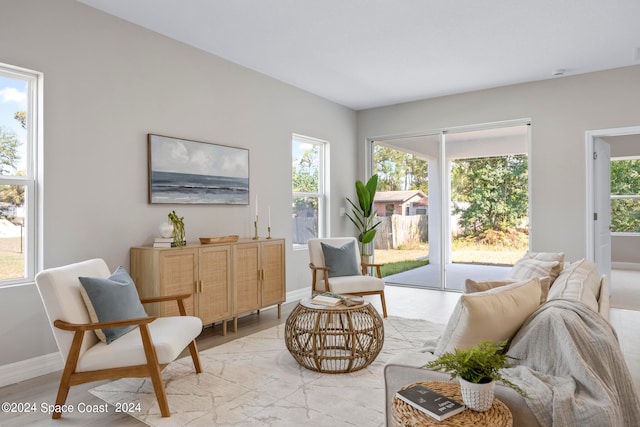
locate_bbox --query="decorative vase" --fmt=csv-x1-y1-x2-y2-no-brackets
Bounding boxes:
459,377,495,412
159,222,173,238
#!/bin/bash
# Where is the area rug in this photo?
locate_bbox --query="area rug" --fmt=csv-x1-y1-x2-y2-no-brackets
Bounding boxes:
89,316,445,427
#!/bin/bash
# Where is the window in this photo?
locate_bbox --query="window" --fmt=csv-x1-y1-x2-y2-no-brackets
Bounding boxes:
611,157,640,233
0,64,41,285
292,134,326,249
385,203,394,216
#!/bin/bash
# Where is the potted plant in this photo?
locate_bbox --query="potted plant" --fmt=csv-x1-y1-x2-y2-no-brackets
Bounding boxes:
345,174,381,262
423,340,527,411
168,210,185,247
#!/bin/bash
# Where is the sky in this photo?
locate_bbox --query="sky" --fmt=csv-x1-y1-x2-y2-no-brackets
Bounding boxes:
149,134,248,178
0,75,27,173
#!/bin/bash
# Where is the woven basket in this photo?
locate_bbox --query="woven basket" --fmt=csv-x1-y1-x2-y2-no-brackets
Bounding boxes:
392,381,512,426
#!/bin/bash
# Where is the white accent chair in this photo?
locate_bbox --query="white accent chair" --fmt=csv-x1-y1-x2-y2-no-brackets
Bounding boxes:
308,237,387,317
35,258,203,419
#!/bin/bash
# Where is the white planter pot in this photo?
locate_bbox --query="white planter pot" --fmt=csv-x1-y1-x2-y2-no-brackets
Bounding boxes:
459,377,495,412
159,222,174,238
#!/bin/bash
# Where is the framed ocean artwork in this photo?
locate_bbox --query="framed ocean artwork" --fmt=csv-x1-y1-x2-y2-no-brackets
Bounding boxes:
148,134,249,204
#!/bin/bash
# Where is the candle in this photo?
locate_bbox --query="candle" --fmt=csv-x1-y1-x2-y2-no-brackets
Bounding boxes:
268,207,271,227
255,195,258,219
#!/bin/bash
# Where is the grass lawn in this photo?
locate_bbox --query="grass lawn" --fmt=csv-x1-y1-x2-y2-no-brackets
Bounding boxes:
380,259,429,277
0,237,25,280
375,240,526,277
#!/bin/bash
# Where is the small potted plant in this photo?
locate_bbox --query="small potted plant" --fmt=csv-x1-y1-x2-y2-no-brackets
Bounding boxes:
345,174,381,262
423,340,527,411
168,210,185,247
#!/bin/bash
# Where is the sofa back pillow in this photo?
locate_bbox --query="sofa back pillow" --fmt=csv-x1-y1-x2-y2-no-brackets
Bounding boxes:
547,259,600,312
520,252,565,282
434,278,541,357
464,277,551,305
508,257,559,282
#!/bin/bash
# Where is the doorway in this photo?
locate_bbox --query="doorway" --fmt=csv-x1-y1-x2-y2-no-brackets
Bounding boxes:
370,121,531,290
586,126,640,280
587,126,640,311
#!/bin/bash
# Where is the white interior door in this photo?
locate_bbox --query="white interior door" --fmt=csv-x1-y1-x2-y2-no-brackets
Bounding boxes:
593,137,611,279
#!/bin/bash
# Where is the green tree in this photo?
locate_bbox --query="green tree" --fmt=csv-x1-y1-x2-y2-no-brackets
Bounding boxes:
452,155,528,236
373,145,428,194
0,126,20,175
610,159,640,232
292,146,319,211
14,111,26,130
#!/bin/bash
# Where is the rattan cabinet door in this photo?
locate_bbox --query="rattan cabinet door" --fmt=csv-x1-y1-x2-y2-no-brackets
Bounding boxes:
158,249,197,317
261,239,285,308
233,242,261,315
198,245,232,325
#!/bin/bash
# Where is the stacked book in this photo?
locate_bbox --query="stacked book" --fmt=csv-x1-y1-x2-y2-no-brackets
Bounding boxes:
311,293,365,307
396,384,465,421
153,237,186,248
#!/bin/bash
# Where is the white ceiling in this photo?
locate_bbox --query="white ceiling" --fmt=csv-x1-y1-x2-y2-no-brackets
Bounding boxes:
78,0,640,111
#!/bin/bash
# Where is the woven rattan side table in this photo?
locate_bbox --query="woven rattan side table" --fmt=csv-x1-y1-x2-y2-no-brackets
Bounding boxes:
284,299,384,373
393,381,513,427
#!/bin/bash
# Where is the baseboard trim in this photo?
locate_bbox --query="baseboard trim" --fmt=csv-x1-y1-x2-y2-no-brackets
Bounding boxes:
286,287,309,304
613,262,640,271
0,352,63,388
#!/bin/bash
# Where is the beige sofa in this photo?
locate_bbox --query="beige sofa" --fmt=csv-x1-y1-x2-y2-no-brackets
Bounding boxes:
384,255,613,427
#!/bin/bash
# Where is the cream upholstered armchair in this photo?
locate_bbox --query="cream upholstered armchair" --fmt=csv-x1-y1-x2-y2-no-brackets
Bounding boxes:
308,237,387,317
35,258,203,419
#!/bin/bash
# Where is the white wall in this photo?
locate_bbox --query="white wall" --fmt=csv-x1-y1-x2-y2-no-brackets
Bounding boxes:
0,0,357,370
357,65,640,262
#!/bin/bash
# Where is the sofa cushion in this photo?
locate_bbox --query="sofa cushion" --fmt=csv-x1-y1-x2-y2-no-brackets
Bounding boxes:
508,257,559,282
434,278,541,356
321,240,360,278
464,277,551,304
521,252,565,282
79,266,148,344
547,259,600,312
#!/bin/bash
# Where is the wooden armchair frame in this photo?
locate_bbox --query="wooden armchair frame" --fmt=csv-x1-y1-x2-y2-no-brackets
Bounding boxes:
51,293,202,419
309,261,388,317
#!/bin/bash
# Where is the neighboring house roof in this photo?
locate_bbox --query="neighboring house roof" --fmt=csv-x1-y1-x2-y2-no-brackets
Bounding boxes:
374,190,428,204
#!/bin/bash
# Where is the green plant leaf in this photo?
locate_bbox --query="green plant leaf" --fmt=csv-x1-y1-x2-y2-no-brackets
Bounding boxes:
355,180,370,213
365,174,378,206
360,228,377,244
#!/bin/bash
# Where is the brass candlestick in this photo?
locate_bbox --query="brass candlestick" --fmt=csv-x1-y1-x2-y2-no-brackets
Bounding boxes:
253,219,259,240
267,226,272,239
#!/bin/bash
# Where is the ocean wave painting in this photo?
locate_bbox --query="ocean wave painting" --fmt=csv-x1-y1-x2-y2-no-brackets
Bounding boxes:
148,134,249,204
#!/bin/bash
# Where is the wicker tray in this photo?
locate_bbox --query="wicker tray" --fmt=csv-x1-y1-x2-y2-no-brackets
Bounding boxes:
199,235,239,244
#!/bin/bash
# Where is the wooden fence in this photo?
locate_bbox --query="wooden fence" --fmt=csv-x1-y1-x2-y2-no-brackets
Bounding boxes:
292,217,317,245
375,214,428,249
292,214,428,249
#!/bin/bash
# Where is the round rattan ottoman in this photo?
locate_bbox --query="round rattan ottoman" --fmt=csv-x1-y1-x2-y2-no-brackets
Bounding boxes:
284,299,384,373
393,381,513,427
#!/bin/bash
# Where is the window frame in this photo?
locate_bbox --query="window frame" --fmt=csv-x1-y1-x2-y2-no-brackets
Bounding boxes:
292,134,328,250
0,63,42,286
610,155,640,236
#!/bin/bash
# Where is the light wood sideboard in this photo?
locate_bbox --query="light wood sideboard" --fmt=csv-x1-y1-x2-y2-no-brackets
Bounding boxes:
130,237,286,335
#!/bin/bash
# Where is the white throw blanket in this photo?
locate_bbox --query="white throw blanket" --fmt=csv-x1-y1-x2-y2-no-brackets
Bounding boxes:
502,298,640,427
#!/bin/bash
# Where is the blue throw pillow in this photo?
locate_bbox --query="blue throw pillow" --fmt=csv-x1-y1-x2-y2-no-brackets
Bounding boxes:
321,241,360,278
79,266,148,344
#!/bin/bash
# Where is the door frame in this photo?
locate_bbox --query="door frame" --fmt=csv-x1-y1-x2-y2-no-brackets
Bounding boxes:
366,118,531,290
585,125,640,270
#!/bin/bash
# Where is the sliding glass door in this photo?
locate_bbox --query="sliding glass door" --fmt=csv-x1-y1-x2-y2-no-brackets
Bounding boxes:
371,122,530,291
372,133,443,289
